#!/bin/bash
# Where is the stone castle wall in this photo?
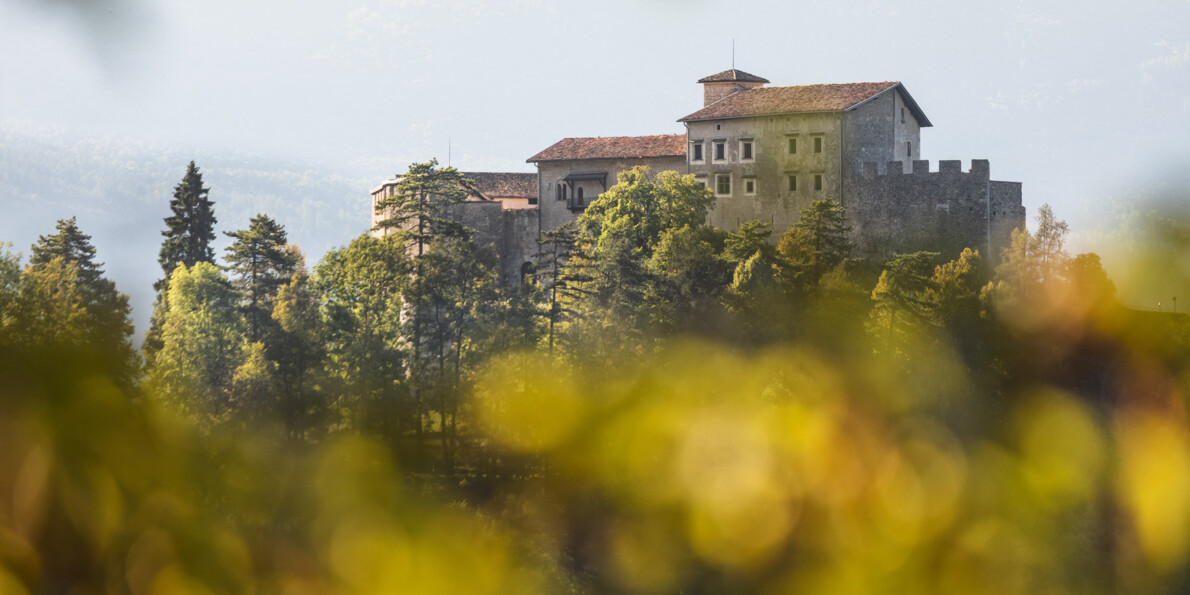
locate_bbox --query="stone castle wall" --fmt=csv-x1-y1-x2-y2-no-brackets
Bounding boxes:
847,159,1026,262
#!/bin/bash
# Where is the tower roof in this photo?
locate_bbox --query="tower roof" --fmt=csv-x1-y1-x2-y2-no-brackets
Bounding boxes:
697,69,770,84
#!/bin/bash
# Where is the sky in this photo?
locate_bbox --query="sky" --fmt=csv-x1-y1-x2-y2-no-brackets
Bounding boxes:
2,0,1189,279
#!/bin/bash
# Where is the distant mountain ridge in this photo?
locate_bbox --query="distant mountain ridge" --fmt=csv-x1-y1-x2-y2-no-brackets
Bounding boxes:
1,123,377,338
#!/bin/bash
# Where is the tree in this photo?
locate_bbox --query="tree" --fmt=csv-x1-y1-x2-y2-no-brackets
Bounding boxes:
0,243,20,329
373,159,472,258
147,162,218,360
145,262,245,427
26,219,138,388
158,161,218,286
777,198,854,293
272,266,327,438
534,223,592,355
224,214,300,342
315,234,409,436
569,167,716,355
869,251,941,350
645,225,732,335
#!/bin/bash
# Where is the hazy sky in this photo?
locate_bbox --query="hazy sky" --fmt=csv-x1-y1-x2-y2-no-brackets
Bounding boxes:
3,0,1190,244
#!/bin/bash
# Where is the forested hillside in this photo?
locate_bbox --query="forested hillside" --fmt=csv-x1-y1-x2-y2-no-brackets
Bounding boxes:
4,161,1190,592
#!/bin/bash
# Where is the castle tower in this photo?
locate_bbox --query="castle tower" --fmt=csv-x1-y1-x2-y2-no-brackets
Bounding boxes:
697,69,769,107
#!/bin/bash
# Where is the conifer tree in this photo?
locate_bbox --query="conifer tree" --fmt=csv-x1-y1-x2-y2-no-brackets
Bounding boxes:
157,161,217,289
224,214,300,342
27,218,138,388
147,162,218,360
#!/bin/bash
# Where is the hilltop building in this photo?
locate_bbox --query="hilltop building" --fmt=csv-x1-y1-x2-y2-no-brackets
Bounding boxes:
372,69,1026,285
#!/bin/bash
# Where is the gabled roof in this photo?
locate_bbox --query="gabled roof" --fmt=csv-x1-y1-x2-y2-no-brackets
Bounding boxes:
461,172,536,200
527,134,687,163
678,82,932,127
697,69,770,84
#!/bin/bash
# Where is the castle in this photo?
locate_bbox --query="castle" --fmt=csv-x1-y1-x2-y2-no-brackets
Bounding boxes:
372,69,1026,285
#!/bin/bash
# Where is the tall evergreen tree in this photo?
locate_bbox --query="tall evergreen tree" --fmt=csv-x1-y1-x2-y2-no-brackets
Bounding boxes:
147,162,218,359
224,214,300,342
373,159,472,257
157,161,217,289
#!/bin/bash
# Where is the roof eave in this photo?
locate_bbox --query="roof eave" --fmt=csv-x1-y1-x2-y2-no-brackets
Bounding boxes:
678,108,843,123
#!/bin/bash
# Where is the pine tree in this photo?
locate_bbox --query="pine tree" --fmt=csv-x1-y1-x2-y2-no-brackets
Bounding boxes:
157,161,217,290
224,214,300,342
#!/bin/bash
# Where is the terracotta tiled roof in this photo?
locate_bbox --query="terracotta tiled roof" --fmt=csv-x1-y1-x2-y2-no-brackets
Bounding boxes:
697,69,770,84
527,134,687,163
461,172,536,200
679,82,931,126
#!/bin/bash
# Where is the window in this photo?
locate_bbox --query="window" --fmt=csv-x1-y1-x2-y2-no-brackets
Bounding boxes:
562,185,568,200
814,174,823,191
788,175,798,191
692,143,704,162
907,141,912,157
788,138,797,154
901,107,906,124
556,184,562,201
813,136,823,153
714,142,726,161
740,140,753,161
744,179,756,195
577,187,584,203
715,173,731,196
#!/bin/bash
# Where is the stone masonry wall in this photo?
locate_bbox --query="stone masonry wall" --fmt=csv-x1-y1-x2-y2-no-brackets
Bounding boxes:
848,159,1024,262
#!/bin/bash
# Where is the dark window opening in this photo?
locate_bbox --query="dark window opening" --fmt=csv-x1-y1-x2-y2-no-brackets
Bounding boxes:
716,174,731,195
692,143,703,161
788,175,797,191
814,174,823,191
742,141,753,160
788,138,797,154
715,142,725,161
813,137,823,153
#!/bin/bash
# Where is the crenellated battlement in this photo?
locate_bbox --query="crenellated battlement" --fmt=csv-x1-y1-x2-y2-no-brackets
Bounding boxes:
845,158,1024,260
859,159,991,178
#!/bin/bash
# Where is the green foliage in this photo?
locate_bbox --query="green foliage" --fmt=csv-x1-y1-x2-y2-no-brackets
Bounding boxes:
315,234,408,434
158,161,218,285
578,166,714,258
29,218,138,386
224,214,300,342
777,197,854,293
146,262,246,426
272,266,328,437
373,159,472,257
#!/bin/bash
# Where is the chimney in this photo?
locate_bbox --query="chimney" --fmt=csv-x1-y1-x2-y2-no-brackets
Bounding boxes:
697,69,769,107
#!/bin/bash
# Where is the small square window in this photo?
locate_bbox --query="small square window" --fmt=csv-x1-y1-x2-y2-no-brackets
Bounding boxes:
692,143,703,162
814,174,823,191
788,138,797,154
716,173,731,196
714,142,726,161
788,175,797,191
744,179,756,194
740,140,753,161
813,136,823,153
